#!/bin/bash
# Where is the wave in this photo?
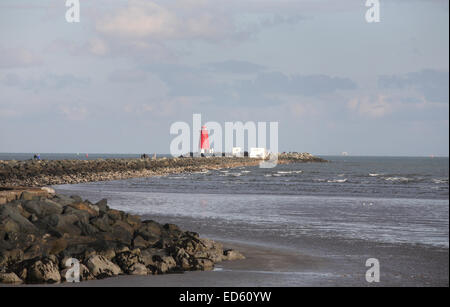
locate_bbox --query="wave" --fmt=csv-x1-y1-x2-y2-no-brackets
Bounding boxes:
327,178,348,183
384,177,411,183
276,170,303,175
313,178,327,182
369,173,382,177
432,178,449,184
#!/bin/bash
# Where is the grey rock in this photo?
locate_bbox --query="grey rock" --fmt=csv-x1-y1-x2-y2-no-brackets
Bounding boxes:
27,258,61,283
85,255,121,279
0,272,23,284
223,249,245,261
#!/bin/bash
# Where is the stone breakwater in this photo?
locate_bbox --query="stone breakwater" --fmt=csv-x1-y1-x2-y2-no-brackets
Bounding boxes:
0,154,326,188
0,188,245,284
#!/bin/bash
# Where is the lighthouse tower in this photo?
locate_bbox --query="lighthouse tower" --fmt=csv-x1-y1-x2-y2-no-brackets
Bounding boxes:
200,125,210,154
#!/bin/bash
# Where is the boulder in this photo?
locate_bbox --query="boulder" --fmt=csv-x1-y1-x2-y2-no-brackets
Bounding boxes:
139,220,162,237
52,194,77,206
107,209,123,222
172,248,192,270
0,203,39,234
94,199,109,213
22,199,63,218
70,195,83,203
75,219,100,236
223,249,245,261
128,263,148,275
39,213,82,236
163,223,182,234
198,238,224,262
152,255,177,274
85,255,121,279
110,221,134,245
23,244,43,260
20,191,36,201
66,202,98,217
60,263,94,282
48,238,68,255
193,258,214,271
0,249,24,267
113,250,143,274
140,248,165,267
0,272,23,284
96,248,116,261
90,214,114,232
132,235,151,249
27,258,61,283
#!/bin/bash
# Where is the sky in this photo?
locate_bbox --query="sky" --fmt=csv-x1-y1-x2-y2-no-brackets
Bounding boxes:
0,0,448,156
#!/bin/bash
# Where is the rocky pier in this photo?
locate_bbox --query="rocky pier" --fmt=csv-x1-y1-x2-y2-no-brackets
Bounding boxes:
0,153,326,188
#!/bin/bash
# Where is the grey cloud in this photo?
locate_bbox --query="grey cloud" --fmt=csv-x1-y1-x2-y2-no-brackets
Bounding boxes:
0,46,42,69
203,60,266,74
378,69,449,103
238,72,357,97
141,63,357,107
108,69,148,83
2,73,90,90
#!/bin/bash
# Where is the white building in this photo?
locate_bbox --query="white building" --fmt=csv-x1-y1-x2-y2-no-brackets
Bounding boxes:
232,147,242,157
249,147,268,159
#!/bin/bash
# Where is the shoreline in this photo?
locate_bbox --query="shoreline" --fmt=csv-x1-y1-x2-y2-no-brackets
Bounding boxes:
52,240,329,287
12,234,448,287
3,239,327,287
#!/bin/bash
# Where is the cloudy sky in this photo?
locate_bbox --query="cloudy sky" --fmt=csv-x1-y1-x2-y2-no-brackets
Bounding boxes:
0,0,448,156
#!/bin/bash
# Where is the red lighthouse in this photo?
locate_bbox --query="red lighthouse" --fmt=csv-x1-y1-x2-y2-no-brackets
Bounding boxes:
200,125,210,154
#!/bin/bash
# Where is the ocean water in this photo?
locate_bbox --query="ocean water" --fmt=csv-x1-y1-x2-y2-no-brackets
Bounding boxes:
54,156,449,249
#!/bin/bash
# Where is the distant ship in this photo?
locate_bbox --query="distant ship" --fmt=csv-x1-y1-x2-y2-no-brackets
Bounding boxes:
341,152,349,156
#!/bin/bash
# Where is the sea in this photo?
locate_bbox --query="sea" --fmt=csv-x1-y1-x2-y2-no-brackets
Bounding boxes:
50,155,449,248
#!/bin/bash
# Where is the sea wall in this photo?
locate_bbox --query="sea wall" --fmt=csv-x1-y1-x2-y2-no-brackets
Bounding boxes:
0,154,326,187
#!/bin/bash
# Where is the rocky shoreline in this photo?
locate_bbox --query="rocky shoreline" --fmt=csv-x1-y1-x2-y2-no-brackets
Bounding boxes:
0,153,326,188
0,188,245,284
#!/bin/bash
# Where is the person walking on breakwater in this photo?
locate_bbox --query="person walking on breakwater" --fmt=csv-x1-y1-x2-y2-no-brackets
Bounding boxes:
33,154,40,160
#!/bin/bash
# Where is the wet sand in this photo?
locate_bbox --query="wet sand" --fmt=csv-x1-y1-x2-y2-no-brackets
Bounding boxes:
52,240,334,287
31,235,447,287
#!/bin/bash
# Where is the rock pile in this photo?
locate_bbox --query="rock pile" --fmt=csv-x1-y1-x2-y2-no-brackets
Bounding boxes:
0,190,244,284
278,152,327,162
0,155,326,187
